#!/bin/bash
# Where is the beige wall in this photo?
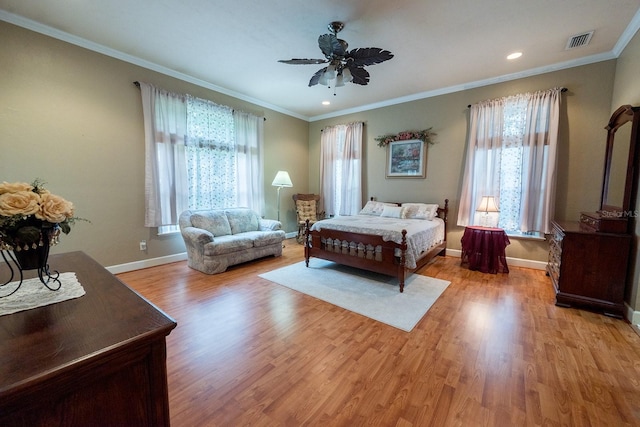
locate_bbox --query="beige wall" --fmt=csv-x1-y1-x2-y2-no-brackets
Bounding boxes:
309,61,616,263
0,21,308,267
610,29,640,316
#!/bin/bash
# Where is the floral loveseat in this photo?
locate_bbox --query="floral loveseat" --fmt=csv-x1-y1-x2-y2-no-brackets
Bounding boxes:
179,208,285,274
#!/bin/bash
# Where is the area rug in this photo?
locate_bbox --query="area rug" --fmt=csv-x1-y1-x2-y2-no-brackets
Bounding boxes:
259,260,450,332
0,272,85,316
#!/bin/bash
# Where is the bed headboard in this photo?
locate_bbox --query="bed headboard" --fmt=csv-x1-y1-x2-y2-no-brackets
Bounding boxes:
437,199,448,239
437,199,449,221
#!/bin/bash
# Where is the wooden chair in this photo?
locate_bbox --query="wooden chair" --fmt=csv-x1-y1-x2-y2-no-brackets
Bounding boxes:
292,194,324,243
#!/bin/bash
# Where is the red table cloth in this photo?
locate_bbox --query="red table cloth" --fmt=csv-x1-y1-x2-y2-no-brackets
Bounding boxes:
461,226,510,274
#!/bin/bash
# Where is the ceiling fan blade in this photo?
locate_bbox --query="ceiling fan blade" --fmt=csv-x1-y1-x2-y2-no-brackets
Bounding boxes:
347,66,370,85
346,48,394,67
308,67,327,86
278,58,328,65
318,34,346,57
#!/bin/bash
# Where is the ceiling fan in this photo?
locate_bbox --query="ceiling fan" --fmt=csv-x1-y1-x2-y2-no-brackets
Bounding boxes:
278,21,393,90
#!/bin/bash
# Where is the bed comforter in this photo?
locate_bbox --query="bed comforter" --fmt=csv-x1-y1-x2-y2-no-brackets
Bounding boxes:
310,215,445,269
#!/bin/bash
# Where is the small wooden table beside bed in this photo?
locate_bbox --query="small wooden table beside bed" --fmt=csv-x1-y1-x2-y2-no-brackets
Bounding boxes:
303,199,448,292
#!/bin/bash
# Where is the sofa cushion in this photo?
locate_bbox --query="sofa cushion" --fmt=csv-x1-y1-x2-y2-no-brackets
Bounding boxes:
225,208,259,234
204,235,254,255
190,211,232,237
239,230,286,248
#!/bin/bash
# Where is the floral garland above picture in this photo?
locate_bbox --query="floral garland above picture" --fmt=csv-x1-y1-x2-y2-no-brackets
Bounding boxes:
375,128,436,148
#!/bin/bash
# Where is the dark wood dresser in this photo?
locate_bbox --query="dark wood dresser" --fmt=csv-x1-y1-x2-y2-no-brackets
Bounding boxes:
547,220,630,318
0,251,177,426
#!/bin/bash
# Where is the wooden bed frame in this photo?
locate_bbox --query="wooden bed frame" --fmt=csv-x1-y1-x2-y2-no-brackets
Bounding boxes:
303,199,448,292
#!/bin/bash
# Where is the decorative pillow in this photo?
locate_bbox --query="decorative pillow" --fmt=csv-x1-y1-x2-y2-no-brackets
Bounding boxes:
296,200,317,222
359,200,399,216
225,208,260,234
426,204,439,220
190,211,232,237
381,205,404,218
402,203,439,220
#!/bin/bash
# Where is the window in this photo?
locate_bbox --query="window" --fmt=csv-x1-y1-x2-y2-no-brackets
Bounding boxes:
320,122,363,216
457,88,562,235
185,96,237,210
139,82,263,233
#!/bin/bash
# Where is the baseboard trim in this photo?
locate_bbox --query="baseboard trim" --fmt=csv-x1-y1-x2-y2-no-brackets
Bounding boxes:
107,247,548,275
625,303,640,325
107,252,187,274
448,249,640,324
107,248,638,324
445,248,547,270
108,234,297,274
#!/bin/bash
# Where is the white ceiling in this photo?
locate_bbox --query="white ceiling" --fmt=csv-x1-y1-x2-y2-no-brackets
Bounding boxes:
2,0,640,121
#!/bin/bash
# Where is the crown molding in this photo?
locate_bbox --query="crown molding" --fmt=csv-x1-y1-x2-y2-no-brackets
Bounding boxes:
3,8,639,123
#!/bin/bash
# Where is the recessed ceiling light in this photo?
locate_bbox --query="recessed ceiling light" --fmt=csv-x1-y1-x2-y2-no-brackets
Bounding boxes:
322,101,330,105
507,52,523,60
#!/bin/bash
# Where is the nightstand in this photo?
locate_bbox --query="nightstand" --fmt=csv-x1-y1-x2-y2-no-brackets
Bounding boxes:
461,226,510,273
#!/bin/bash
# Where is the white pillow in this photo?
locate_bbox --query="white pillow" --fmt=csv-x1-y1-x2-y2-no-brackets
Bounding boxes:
402,203,439,220
359,200,398,216
380,205,404,218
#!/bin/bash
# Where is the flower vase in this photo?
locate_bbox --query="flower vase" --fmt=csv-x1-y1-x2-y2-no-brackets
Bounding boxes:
0,229,61,298
13,227,53,270
14,244,50,270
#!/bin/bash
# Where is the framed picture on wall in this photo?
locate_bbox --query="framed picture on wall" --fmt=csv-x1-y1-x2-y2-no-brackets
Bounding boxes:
386,139,426,178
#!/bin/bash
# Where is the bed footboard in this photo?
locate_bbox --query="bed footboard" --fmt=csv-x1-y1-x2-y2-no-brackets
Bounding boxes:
303,199,448,293
304,228,410,291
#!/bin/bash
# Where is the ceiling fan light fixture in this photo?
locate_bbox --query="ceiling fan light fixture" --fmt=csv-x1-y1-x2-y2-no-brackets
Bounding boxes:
342,67,352,83
318,69,330,86
278,21,393,92
325,64,336,80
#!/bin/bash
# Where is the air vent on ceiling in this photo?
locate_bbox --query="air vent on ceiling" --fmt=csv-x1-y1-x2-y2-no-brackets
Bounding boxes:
565,31,594,50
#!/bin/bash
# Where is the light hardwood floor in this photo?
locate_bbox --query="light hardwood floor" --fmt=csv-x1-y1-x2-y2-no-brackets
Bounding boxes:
117,240,640,426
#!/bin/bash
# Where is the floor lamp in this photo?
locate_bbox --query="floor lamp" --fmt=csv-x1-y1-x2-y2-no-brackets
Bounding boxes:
272,171,292,221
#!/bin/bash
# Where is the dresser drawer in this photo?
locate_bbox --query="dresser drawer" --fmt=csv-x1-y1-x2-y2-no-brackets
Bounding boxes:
580,212,628,233
549,219,629,318
546,225,563,287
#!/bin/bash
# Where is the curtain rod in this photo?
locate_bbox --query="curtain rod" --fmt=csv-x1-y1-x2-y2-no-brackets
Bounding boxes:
320,122,366,131
467,87,567,108
133,81,266,121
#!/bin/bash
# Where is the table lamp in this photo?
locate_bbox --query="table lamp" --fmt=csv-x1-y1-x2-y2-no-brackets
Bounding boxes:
476,196,499,227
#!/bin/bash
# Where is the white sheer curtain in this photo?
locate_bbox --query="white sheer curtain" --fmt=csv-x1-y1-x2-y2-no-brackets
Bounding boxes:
185,96,235,210
234,110,265,214
139,82,189,227
520,90,561,233
320,126,339,216
341,122,363,215
320,122,363,216
457,87,562,234
140,83,265,230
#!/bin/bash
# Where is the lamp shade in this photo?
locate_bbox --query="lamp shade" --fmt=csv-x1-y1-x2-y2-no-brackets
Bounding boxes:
271,171,293,187
476,196,499,213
